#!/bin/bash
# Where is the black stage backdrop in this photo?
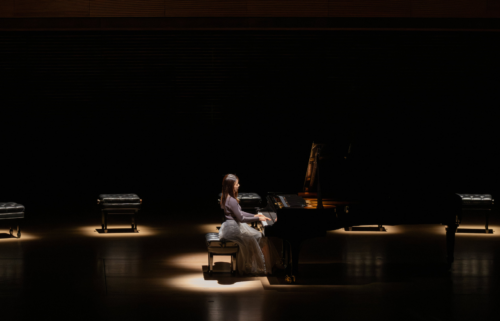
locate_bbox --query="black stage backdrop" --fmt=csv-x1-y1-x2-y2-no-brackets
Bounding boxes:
0,30,499,218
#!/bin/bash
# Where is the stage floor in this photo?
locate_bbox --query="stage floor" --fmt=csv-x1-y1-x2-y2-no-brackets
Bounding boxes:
0,206,498,320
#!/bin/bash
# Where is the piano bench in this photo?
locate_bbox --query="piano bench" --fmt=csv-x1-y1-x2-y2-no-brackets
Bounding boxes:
97,194,141,233
205,232,239,274
0,202,24,238
456,193,494,234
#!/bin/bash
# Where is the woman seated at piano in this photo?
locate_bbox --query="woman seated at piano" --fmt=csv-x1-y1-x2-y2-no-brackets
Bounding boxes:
219,174,282,275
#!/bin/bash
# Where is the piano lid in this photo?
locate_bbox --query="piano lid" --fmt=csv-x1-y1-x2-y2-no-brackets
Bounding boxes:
303,142,325,193
302,140,351,196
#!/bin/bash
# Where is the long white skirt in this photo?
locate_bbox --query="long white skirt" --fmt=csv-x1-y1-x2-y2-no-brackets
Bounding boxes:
219,220,280,275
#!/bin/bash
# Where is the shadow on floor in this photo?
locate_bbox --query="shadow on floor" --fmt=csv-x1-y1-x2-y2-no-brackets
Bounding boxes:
456,228,493,234
0,233,18,239
202,263,262,285
95,228,139,234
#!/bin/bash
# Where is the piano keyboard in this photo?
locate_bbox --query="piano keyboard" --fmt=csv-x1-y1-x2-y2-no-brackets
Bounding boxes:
258,211,276,226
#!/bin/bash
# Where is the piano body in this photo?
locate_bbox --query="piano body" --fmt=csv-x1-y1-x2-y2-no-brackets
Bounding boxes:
257,141,462,283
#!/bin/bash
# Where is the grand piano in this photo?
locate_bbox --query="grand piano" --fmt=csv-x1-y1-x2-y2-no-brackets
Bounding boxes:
257,141,462,283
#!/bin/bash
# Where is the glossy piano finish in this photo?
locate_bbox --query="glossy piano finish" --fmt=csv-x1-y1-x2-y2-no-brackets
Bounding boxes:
258,188,461,283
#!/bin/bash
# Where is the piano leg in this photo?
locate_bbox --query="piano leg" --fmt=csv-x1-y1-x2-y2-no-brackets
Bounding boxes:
285,239,302,283
446,223,458,265
281,240,289,269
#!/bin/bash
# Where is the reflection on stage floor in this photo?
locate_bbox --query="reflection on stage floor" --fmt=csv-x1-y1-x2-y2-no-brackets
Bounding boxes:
0,207,498,320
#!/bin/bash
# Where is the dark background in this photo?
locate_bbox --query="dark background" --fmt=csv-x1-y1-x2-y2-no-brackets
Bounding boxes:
1,30,499,218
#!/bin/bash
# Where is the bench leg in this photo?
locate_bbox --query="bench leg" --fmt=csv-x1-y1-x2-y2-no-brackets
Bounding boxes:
131,214,137,232
102,210,108,233
17,225,21,238
485,209,491,233
208,253,213,274
231,254,237,274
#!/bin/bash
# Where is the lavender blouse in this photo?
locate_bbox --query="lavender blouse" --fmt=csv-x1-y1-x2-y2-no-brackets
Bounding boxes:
222,196,260,223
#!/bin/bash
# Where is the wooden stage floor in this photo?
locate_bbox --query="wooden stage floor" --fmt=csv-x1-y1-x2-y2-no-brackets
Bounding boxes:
0,206,498,320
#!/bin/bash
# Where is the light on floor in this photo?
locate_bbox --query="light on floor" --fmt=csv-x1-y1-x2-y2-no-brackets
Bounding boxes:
76,225,159,237
0,232,38,242
165,273,263,292
165,252,224,272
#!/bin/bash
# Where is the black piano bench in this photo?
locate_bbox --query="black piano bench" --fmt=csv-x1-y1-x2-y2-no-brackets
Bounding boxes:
456,194,494,234
205,233,239,275
97,194,141,233
0,202,24,238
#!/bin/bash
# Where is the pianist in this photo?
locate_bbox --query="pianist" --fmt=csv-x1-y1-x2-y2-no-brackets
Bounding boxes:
219,174,281,275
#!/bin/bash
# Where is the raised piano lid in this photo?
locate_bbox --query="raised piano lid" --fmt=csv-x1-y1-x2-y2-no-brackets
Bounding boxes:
302,139,351,200
303,142,325,193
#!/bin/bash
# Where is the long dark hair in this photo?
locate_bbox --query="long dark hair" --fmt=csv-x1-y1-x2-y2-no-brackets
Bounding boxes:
221,174,239,208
